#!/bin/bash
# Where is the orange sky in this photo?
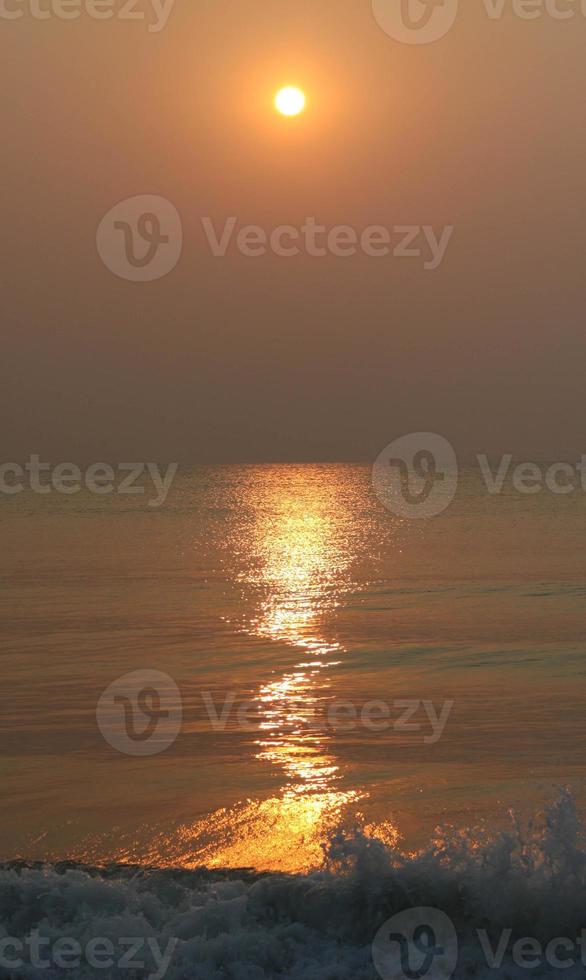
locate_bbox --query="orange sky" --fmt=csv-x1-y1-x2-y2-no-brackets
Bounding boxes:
1,1,585,461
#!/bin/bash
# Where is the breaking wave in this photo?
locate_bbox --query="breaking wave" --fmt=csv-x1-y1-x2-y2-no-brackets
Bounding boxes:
2,791,586,979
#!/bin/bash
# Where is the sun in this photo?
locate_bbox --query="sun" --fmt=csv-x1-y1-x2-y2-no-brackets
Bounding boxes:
275,86,306,117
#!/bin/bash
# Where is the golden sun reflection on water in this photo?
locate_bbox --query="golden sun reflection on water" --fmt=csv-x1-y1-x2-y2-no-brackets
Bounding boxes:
207,477,363,870
119,478,366,874
72,470,400,874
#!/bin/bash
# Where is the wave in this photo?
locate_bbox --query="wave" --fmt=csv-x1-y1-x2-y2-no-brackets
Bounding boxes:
2,791,586,979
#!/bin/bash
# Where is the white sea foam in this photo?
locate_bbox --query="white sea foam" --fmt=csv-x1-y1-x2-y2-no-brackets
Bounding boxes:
2,791,586,979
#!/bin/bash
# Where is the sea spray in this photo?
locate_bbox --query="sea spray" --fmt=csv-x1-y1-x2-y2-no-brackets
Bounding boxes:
2,792,586,979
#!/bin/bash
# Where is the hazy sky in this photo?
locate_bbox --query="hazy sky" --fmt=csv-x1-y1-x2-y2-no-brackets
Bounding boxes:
2,1,585,462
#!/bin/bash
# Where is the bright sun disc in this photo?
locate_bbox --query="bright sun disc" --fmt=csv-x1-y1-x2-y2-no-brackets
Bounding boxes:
275,87,305,117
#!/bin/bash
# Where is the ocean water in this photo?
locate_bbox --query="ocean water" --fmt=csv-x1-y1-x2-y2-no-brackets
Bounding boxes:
4,791,586,980
2,464,586,977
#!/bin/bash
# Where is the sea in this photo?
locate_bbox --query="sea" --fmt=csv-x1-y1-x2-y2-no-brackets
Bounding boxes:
2,463,586,978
